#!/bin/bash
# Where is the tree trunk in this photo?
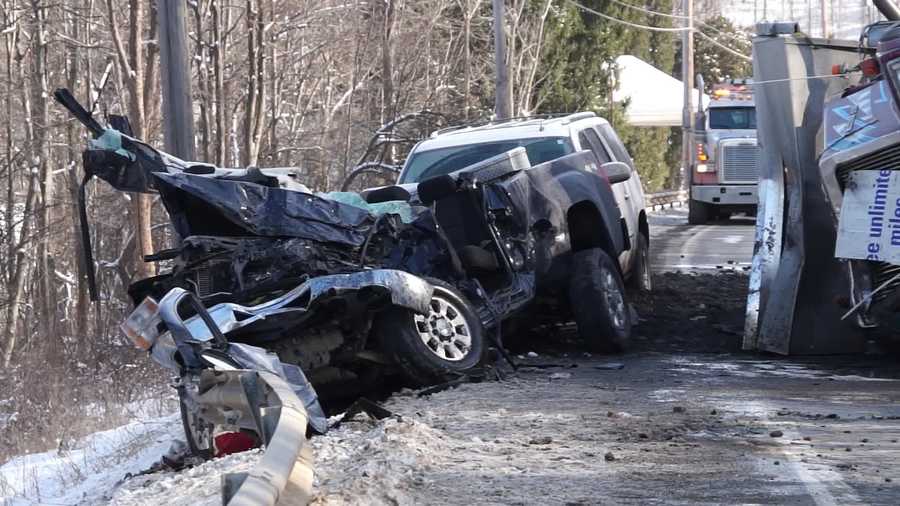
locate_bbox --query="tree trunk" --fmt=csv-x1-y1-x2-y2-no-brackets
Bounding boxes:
193,0,212,163
3,3,16,288
267,0,279,166
65,3,89,344
242,0,266,167
381,0,395,124
211,0,227,166
30,0,57,348
144,0,160,139
128,0,154,279
2,41,40,367
108,0,154,281
463,0,472,120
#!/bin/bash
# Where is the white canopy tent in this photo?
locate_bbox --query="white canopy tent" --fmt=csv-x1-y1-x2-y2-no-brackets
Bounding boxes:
611,55,709,127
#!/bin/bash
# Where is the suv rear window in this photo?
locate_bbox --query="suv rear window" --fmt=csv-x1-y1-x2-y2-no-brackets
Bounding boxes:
400,137,574,183
709,107,756,129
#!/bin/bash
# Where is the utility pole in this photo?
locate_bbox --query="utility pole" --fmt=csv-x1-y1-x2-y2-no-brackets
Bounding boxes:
681,0,694,191
158,0,196,160
820,0,831,37
492,0,512,119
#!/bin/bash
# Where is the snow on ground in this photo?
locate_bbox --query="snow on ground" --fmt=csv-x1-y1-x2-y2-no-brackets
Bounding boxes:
110,414,450,506
105,372,748,505
0,412,181,505
111,449,262,506
647,206,690,227
4,342,899,504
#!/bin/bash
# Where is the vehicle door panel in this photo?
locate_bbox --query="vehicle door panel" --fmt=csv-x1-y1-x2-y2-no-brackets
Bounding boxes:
575,127,633,270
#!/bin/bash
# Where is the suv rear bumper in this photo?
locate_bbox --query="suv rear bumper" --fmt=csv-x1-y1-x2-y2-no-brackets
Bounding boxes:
691,184,757,205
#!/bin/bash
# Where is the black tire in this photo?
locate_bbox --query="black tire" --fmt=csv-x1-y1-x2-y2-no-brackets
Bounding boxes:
626,233,652,292
569,248,632,353
372,279,484,386
688,199,708,225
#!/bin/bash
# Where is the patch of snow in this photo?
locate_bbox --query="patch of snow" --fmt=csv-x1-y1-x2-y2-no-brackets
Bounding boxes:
0,413,181,505
111,449,262,506
648,388,688,402
648,208,688,227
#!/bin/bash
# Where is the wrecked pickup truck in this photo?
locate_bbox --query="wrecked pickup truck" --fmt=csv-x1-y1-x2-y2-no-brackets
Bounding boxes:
56,86,633,454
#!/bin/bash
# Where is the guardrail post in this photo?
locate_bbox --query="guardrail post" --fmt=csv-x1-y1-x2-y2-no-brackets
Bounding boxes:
193,369,313,506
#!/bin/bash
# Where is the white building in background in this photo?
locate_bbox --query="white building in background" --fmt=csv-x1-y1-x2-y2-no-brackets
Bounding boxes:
712,0,886,39
612,55,709,127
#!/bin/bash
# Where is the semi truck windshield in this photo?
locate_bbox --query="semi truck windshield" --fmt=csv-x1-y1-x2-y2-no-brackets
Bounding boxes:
709,107,756,130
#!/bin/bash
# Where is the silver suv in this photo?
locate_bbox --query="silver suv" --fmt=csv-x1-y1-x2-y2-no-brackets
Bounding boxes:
398,112,651,291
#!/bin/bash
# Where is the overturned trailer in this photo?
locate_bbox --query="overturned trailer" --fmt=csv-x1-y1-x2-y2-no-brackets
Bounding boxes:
744,25,868,354
745,4,900,354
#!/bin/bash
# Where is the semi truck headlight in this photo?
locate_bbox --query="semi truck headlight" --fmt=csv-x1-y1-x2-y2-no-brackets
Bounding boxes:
696,163,710,173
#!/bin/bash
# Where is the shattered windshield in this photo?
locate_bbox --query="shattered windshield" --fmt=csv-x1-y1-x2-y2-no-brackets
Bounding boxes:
400,137,574,183
709,107,756,130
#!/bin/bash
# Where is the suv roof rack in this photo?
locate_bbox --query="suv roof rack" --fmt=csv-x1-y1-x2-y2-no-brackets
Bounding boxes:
431,112,597,137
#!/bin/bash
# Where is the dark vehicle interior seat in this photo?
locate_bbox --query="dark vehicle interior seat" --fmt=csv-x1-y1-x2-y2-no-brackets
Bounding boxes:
417,176,502,275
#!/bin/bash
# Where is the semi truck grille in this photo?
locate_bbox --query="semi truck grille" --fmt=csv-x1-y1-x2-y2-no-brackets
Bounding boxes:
835,142,900,188
720,142,760,183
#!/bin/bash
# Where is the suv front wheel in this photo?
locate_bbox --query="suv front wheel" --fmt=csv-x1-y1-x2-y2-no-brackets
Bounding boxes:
372,279,484,386
569,248,632,353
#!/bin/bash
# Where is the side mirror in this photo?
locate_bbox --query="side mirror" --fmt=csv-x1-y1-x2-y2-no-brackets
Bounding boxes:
694,111,707,132
417,174,459,205
601,161,631,184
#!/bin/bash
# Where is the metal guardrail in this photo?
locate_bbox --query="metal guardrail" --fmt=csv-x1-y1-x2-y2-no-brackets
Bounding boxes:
196,369,314,506
646,190,688,210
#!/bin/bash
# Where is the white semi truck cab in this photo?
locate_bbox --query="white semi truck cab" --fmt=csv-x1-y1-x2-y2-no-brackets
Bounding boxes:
689,81,760,224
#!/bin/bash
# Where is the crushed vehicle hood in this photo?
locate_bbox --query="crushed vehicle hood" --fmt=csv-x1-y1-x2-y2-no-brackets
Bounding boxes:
155,172,418,247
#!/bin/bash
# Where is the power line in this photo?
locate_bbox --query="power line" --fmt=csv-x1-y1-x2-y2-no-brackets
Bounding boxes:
607,0,689,20
567,0,752,60
606,0,752,44
566,0,690,32
695,30,752,62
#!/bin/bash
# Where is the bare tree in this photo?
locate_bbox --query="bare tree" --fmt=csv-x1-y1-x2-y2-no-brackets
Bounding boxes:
242,0,266,166
2,6,39,366
106,0,154,280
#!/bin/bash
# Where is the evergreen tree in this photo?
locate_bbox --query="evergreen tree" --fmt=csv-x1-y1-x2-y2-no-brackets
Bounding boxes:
692,16,752,89
534,0,677,191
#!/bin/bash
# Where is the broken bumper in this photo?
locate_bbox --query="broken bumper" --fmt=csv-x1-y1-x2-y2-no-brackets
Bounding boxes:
160,269,434,343
146,269,433,373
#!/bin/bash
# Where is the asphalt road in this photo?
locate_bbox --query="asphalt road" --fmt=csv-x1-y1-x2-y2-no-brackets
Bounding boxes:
649,206,755,272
